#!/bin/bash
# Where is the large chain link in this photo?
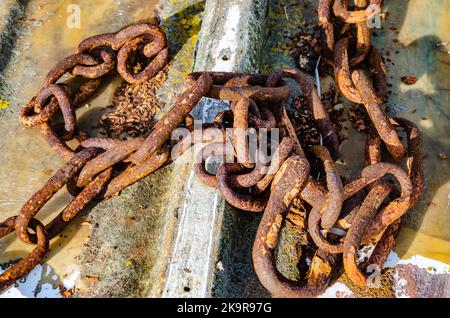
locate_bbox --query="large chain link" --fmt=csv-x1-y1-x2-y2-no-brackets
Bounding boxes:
1,1,424,298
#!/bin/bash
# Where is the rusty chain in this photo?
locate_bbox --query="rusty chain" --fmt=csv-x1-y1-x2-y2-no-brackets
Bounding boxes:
2,23,173,292
191,0,423,296
1,2,423,298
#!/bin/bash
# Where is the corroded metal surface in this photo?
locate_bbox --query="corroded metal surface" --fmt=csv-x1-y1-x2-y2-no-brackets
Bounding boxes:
252,156,337,297
1,21,199,292
0,0,447,298
0,218,49,293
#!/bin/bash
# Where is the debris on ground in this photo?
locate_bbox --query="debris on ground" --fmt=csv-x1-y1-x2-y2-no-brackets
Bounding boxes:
99,63,171,137
283,19,321,73
401,76,418,85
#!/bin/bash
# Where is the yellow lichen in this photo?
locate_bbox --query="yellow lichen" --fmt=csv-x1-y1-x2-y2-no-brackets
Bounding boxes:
0,99,10,109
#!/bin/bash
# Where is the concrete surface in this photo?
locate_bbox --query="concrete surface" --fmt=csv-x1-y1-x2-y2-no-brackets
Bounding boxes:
0,0,206,298
163,0,268,298
0,0,449,298
194,0,266,72
76,0,208,298
211,0,450,297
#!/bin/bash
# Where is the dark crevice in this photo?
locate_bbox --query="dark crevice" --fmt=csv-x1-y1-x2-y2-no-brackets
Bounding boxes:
0,0,30,92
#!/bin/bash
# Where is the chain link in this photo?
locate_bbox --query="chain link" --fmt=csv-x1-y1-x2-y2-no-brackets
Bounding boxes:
1,3,424,298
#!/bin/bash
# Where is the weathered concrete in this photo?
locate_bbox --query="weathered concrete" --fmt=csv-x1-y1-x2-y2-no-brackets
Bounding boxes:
76,0,207,298
0,0,205,298
393,264,450,298
162,0,269,298
194,0,267,72
1,0,449,299
210,0,310,298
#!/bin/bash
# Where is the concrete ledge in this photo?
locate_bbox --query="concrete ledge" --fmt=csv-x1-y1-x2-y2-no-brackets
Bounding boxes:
161,0,268,298
194,0,267,72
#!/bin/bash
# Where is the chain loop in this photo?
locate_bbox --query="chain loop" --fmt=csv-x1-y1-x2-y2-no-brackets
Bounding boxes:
2,8,425,296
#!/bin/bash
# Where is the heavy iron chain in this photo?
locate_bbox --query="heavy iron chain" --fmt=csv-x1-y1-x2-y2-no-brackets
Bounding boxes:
1,0,424,297
240,0,423,297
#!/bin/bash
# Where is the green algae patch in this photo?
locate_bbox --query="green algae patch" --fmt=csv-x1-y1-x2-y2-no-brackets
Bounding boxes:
212,204,270,298
261,0,306,72
75,164,176,298
157,0,205,109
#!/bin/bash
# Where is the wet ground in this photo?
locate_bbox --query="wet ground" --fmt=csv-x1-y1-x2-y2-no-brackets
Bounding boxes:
261,0,450,264
212,0,450,297
0,0,448,298
0,0,202,296
0,0,166,297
